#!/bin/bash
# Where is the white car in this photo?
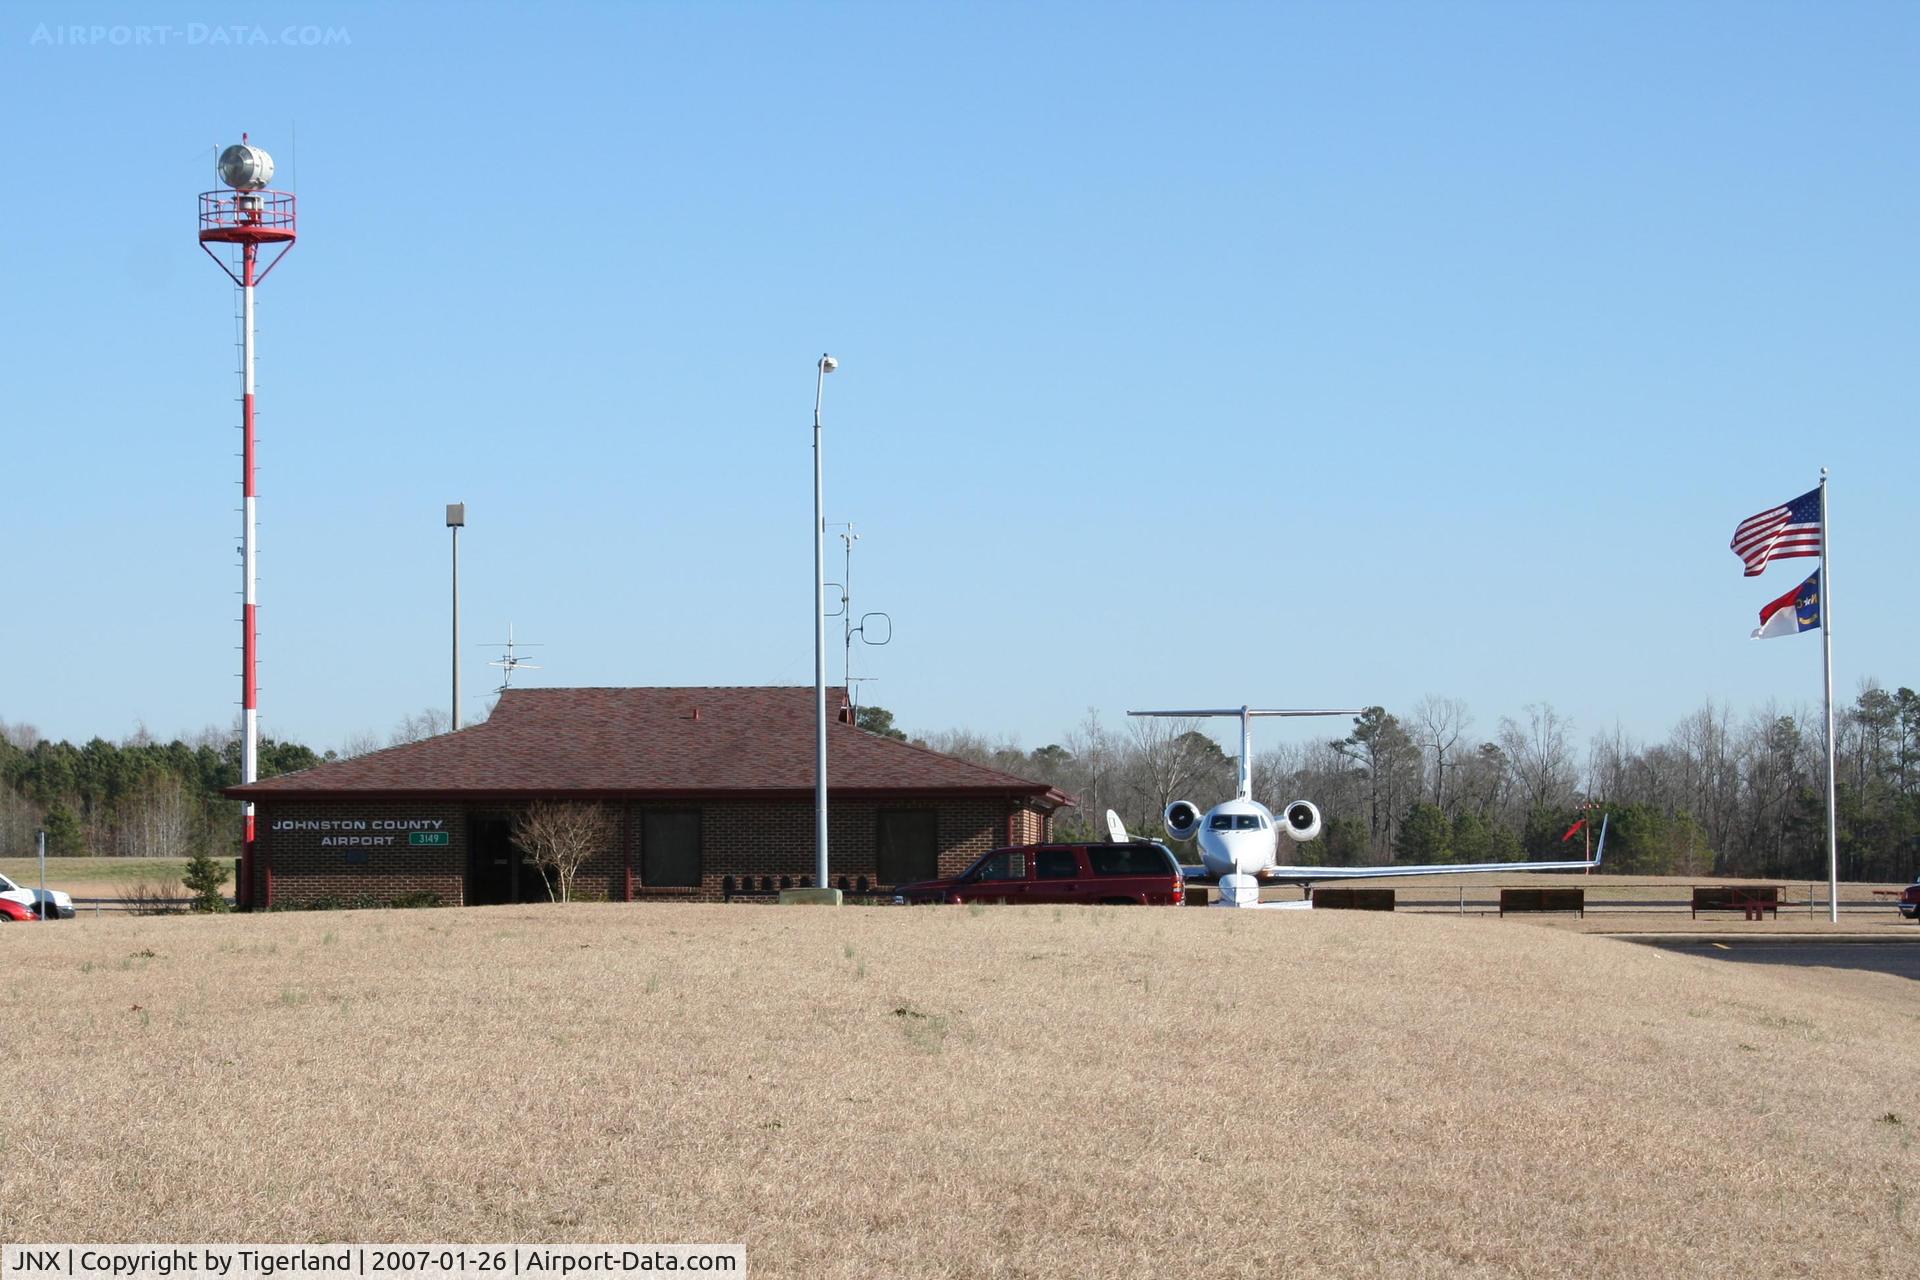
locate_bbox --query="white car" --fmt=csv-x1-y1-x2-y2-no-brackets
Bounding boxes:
0,873,74,920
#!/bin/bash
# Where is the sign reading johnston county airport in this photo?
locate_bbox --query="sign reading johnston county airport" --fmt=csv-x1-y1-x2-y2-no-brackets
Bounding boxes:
268,818,450,848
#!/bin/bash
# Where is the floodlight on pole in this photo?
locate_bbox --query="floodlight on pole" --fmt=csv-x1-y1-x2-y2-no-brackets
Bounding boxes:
217,143,275,191
198,134,296,910
813,353,836,893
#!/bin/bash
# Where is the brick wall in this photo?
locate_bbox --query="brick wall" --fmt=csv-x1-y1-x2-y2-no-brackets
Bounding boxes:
251,802,465,908
250,794,1055,908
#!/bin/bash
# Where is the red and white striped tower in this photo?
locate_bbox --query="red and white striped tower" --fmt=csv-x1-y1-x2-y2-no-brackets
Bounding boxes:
199,137,296,909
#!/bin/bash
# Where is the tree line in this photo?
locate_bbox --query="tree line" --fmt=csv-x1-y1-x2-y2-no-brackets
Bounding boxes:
7,689,1917,884
0,710,447,860
872,685,1920,883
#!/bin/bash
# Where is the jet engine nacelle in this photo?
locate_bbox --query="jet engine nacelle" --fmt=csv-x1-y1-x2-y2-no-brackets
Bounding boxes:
1163,800,1203,841
1279,800,1322,843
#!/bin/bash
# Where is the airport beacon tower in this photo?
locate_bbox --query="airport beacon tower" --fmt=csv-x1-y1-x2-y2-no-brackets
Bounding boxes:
199,137,296,906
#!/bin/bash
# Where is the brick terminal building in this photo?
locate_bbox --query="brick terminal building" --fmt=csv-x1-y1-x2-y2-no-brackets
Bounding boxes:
226,687,1069,909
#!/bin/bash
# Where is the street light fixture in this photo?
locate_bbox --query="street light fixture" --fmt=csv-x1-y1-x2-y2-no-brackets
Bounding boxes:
812,354,836,894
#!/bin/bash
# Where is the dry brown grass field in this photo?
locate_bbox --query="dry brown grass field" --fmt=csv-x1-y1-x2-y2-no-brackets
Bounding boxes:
3,903,1915,1278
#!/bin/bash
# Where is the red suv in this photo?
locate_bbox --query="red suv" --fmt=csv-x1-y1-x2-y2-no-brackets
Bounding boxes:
1899,880,1919,923
893,842,1185,906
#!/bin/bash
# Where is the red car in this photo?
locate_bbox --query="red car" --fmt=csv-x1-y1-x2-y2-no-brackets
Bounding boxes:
0,898,39,924
893,841,1186,906
1899,880,1919,923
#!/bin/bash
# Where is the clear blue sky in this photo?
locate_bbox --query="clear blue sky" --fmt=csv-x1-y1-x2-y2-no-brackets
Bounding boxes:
2,1,1914,761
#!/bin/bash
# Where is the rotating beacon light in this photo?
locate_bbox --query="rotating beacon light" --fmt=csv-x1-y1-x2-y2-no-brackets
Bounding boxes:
198,135,297,909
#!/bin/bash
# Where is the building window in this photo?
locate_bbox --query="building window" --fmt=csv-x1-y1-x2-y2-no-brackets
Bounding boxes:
876,809,937,885
642,811,702,888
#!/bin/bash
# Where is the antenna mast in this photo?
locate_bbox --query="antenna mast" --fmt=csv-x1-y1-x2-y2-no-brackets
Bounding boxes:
485,622,544,694
831,523,892,718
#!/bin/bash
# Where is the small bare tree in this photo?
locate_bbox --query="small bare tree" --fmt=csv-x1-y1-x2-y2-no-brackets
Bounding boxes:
511,801,613,903
337,728,384,759
389,707,451,746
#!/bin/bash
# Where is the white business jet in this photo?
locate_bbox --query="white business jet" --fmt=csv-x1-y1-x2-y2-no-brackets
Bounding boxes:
1118,707,1604,908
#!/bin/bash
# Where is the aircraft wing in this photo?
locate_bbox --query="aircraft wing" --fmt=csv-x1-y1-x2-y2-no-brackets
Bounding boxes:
1263,815,1607,884
1128,708,1361,718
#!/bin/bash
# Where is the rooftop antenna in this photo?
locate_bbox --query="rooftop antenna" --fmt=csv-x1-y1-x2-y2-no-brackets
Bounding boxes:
825,522,891,717
484,622,543,694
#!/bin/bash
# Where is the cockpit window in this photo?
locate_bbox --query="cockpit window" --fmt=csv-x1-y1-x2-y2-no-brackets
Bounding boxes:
1210,814,1266,831
1209,814,1232,830
1235,815,1263,830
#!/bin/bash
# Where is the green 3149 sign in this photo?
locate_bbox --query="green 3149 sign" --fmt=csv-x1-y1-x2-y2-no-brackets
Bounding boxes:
409,832,451,847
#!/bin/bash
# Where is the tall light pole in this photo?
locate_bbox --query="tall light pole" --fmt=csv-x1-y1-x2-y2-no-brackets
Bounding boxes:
198,137,296,909
812,353,837,891
447,503,465,730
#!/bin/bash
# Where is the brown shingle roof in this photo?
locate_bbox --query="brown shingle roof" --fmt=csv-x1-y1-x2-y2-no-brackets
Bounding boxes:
228,687,1070,806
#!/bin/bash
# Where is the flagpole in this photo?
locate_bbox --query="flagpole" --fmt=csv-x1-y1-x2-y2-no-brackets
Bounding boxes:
1820,468,1837,924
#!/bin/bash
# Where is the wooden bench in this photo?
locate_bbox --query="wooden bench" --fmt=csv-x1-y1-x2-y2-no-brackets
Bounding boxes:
1499,888,1585,917
1691,885,1782,920
1310,887,1395,911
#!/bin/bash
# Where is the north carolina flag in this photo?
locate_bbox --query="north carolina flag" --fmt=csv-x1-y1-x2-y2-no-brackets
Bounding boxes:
1752,569,1821,639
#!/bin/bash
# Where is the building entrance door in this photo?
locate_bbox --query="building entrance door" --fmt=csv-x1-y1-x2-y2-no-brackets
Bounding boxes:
467,817,519,905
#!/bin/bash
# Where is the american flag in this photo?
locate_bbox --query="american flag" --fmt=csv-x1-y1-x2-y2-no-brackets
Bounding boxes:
1730,487,1821,577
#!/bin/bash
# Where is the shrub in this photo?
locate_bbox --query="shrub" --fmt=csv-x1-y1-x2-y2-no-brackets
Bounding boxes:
182,852,231,913
116,877,186,916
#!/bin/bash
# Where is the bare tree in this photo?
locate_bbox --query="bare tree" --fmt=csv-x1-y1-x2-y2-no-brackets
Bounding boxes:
923,728,1001,765
1665,700,1741,854
0,783,38,858
389,708,452,746
187,723,228,754
1056,709,1117,839
337,729,384,759
512,801,614,903
1250,740,1303,813
115,773,198,859
1498,703,1576,817
1124,716,1229,834
1412,695,1471,811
